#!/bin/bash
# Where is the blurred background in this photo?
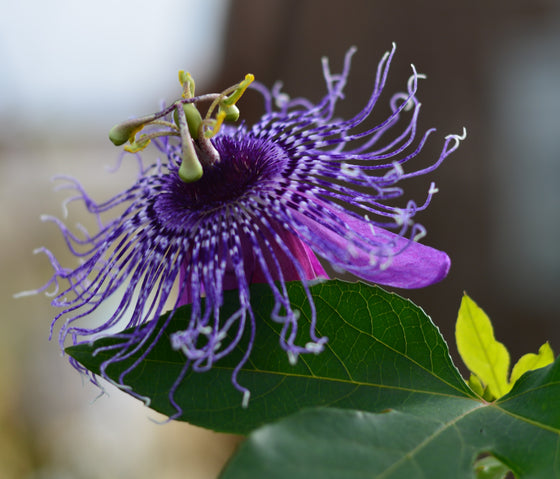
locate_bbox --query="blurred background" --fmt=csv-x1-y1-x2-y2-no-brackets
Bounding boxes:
2,0,559,477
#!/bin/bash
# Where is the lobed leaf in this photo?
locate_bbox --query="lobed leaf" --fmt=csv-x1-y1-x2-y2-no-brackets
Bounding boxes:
456,294,555,399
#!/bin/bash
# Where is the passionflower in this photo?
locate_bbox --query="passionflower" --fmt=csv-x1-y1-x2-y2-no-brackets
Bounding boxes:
29,44,464,407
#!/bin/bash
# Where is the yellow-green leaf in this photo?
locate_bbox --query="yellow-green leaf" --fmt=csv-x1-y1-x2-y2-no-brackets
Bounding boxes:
456,294,510,399
510,342,554,386
467,373,485,397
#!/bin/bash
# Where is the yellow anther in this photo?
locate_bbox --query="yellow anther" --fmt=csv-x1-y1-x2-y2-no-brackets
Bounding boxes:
203,73,254,132
205,110,227,138
223,73,254,107
129,124,146,141
124,136,151,153
178,70,188,86
178,70,195,98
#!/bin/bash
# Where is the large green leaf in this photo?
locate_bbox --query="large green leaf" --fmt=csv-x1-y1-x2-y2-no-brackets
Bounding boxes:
219,357,560,479
67,280,473,434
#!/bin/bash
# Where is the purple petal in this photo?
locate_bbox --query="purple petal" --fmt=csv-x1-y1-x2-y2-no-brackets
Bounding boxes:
292,205,450,289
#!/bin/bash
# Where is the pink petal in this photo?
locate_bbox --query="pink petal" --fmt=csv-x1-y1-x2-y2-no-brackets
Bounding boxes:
177,225,327,306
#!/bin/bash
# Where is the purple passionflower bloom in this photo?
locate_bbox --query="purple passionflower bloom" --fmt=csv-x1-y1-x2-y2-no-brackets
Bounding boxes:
30,44,464,408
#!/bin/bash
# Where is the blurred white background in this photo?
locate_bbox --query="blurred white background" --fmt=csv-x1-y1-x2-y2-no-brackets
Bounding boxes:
1,1,242,478
0,0,228,137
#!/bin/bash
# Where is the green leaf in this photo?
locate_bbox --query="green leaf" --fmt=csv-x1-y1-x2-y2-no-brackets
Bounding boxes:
510,342,554,385
66,280,473,434
220,357,560,478
456,293,510,398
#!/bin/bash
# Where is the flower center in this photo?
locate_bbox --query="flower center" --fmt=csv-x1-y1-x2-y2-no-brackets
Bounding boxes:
152,134,287,232
181,134,286,207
